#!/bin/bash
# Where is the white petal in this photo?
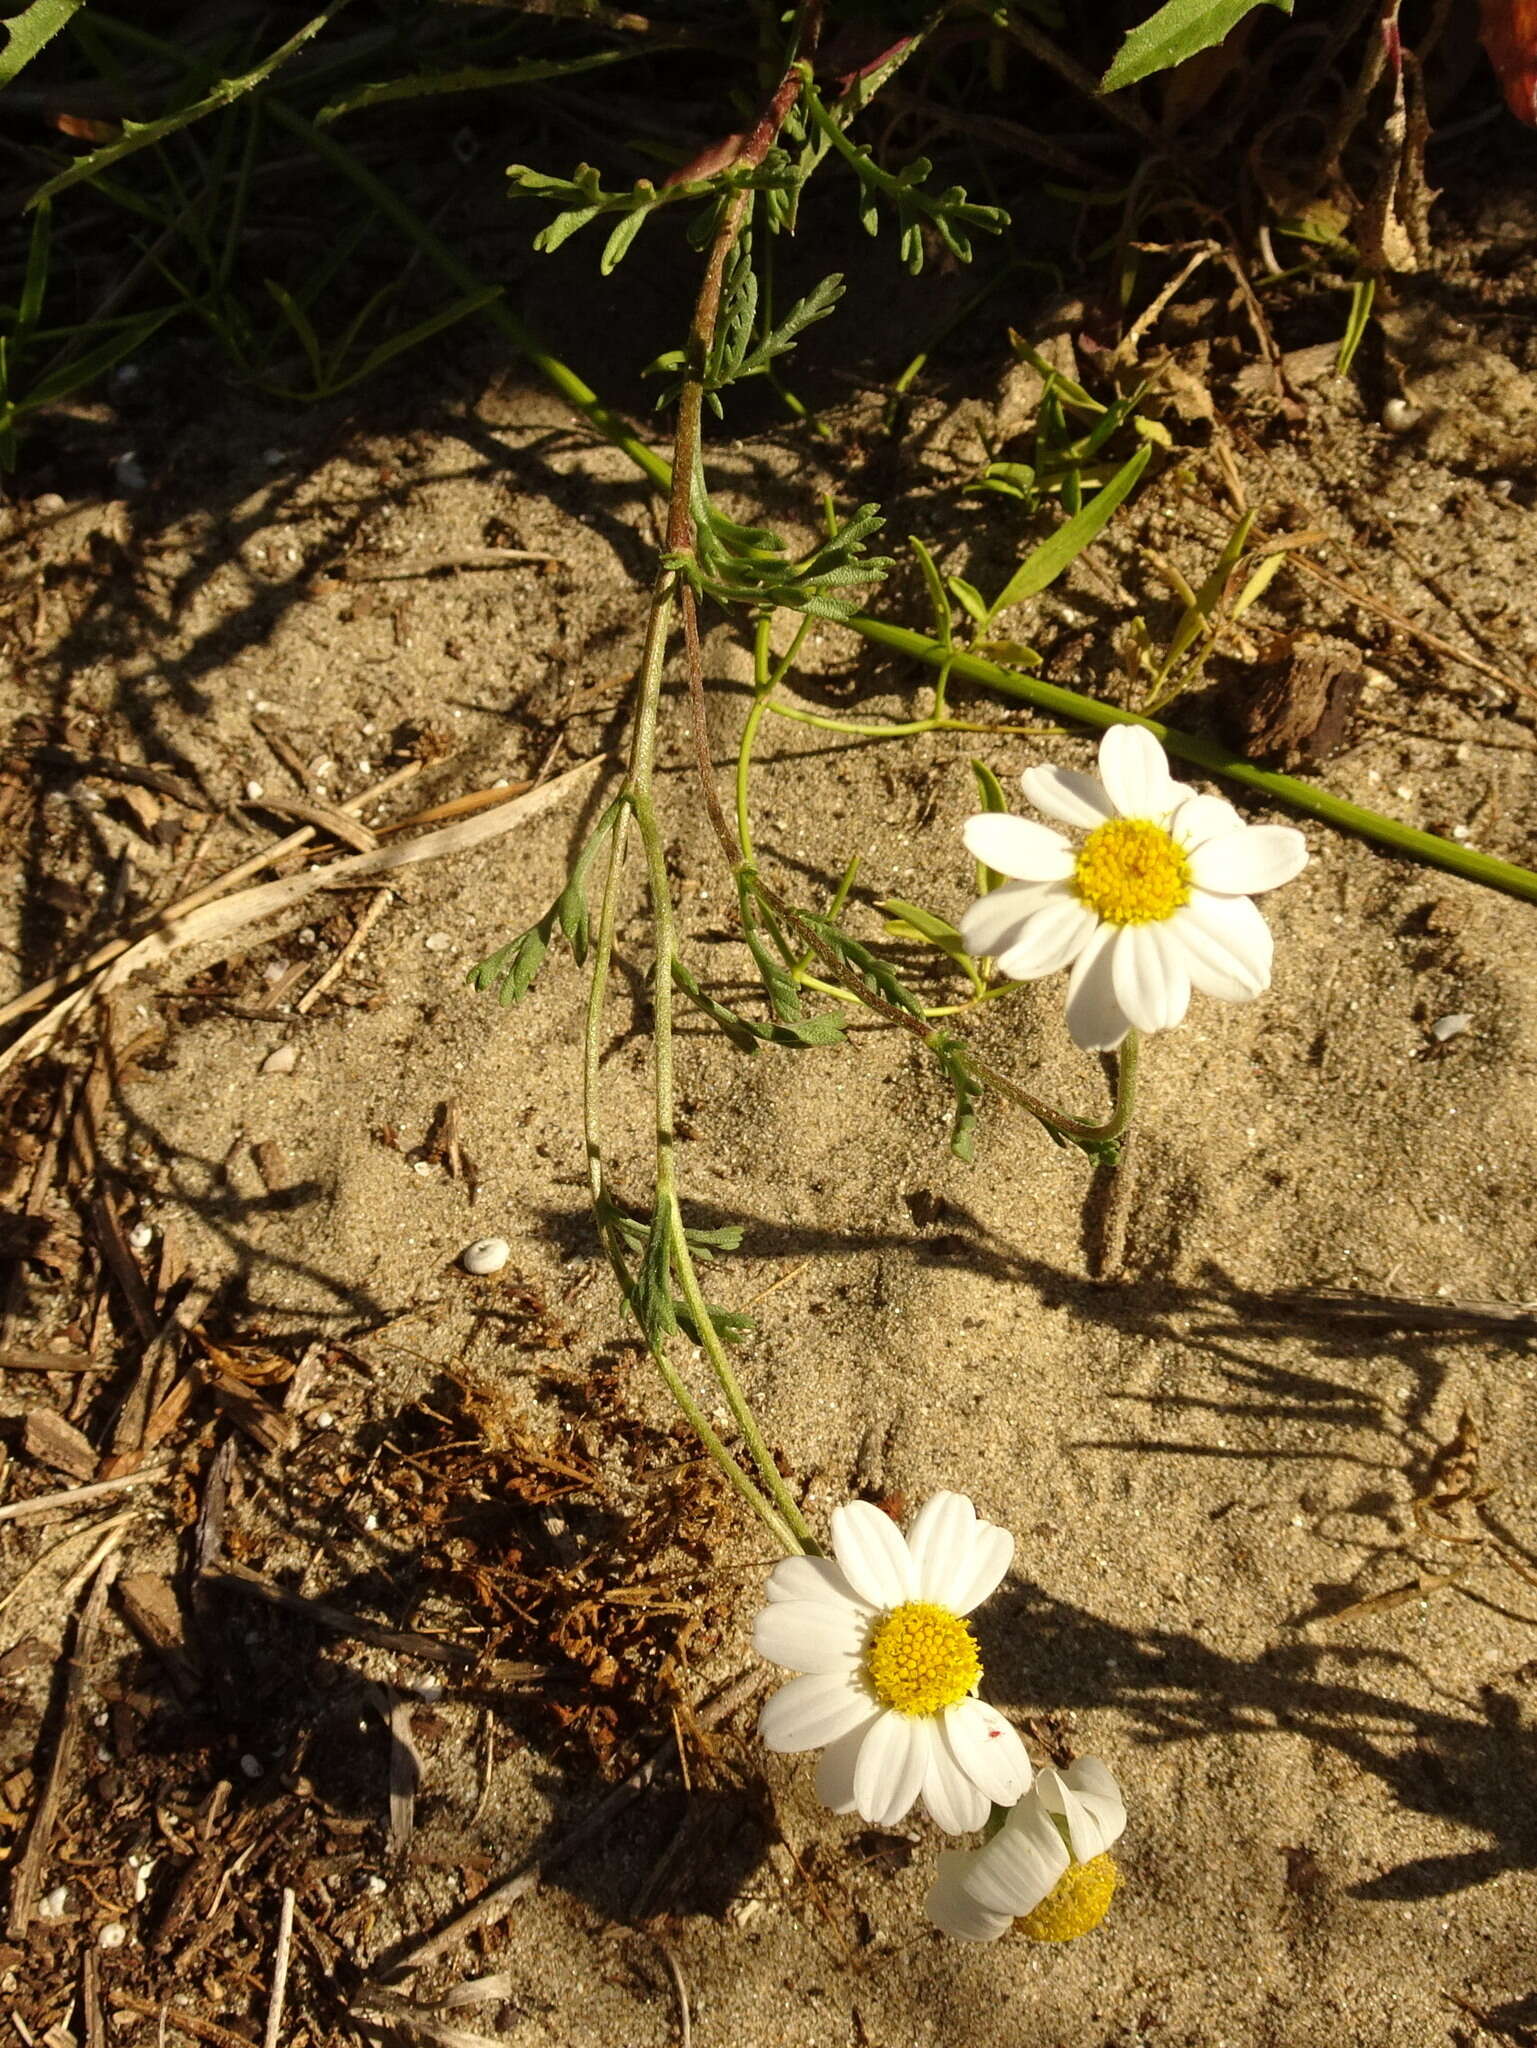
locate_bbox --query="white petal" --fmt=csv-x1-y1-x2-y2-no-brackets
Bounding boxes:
906,1492,978,1605
948,1522,1014,1617
813,1714,882,1813
758,1670,871,1754
995,896,1098,982
752,1599,868,1674
1166,892,1272,1000
962,1797,1069,1918
906,1493,1013,1614
962,813,1075,883
1169,791,1243,850
830,1500,916,1610
1063,924,1131,1052
1097,725,1182,820
852,1710,931,1826
1020,763,1116,831
957,880,1060,960
1188,823,1308,895
921,1737,992,1835
926,1852,1014,1942
943,1698,1032,1807
763,1554,868,1609
1109,923,1190,1035
1036,1758,1127,1860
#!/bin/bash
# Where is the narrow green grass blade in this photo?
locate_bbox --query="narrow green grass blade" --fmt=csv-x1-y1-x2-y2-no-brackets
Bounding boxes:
984,440,1150,624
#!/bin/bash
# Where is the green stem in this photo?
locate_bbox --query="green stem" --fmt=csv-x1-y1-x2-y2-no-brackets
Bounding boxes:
846,615,1537,908
766,701,1017,741
580,581,799,1556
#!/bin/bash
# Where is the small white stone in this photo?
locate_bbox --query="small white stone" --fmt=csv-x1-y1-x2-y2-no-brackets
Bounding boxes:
34,491,66,515
240,1754,262,1779
423,931,453,952
1430,1012,1471,1042
98,1922,128,1950
365,1874,388,1896
245,779,266,802
314,1411,335,1429
461,1236,510,1277
412,1160,434,1177
39,1886,69,1919
127,1222,154,1252
261,1044,298,1075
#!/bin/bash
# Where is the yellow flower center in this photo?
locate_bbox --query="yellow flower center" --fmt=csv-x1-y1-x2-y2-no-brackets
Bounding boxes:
864,1601,981,1717
1073,818,1190,926
1017,1853,1120,1943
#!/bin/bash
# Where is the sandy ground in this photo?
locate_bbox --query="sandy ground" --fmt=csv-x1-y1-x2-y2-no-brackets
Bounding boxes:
3,196,1537,2048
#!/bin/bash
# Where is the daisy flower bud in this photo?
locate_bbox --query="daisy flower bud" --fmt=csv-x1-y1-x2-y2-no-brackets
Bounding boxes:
960,725,1308,1051
752,1493,1031,1833
925,1757,1127,1943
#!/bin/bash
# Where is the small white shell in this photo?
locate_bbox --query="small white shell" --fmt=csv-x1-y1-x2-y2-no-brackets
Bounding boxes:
127,1222,154,1252
423,931,453,953
1430,1012,1471,1043
98,1922,128,1950
1381,397,1419,434
261,1043,298,1075
461,1236,510,1276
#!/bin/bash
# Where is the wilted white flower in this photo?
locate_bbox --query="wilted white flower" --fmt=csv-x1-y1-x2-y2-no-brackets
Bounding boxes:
753,1493,1031,1832
926,1757,1127,1943
960,725,1308,1051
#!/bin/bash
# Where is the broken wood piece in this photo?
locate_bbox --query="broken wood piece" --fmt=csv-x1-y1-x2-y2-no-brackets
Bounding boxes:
7,1550,120,1937
117,1570,199,1701
207,1561,481,1667
206,1373,298,1455
243,793,379,854
33,747,209,813
294,886,392,1015
0,1349,96,1374
262,1888,296,2048
387,1693,421,1859
0,1464,170,1526
23,1409,97,1483
88,1193,158,1345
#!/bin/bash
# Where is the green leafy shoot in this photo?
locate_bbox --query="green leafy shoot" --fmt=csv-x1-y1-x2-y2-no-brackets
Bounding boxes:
983,440,1151,627
1101,0,1294,94
671,958,844,1050
797,73,1008,275
970,760,1009,896
647,243,844,416
1336,275,1375,378
928,1030,984,1163
507,152,798,276
794,913,927,1023
467,797,625,1005
0,0,86,90
881,900,984,998
601,1197,754,1348
28,1,355,207
677,478,893,621
318,47,639,124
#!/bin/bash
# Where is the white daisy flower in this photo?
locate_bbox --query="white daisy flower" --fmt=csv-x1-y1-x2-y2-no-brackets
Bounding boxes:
959,725,1308,1051
752,1492,1031,1833
926,1757,1127,1943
